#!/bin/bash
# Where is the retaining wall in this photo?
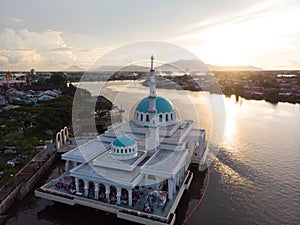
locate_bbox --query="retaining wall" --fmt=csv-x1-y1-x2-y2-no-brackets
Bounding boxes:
0,152,58,215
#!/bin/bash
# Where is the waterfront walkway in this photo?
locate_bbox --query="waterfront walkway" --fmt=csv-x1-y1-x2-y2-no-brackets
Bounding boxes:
45,174,174,218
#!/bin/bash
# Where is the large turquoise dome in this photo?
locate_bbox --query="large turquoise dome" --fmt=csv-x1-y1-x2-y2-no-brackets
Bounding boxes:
136,96,174,113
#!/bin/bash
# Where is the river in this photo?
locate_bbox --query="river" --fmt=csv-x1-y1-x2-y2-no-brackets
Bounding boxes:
4,81,300,225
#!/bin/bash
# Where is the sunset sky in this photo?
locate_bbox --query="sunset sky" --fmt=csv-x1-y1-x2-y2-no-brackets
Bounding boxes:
1,0,300,71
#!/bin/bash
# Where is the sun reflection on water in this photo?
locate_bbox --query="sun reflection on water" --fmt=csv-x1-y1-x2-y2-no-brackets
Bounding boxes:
222,95,239,145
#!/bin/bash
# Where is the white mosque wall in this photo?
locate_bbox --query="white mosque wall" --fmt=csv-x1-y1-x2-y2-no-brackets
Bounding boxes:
134,111,176,127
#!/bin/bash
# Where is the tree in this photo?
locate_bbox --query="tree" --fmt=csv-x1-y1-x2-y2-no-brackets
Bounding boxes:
2,131,23,146
48,72,67,85
0,164,17,187
37,76,46,85
62,83,76,96
95,101,113,117
265,89,279,103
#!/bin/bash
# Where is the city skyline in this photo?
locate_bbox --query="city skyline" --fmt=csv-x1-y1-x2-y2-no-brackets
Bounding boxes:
0,0,300,71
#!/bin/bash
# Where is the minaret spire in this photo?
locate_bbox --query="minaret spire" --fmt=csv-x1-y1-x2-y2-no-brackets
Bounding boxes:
151,55,154,70
148,55,157,112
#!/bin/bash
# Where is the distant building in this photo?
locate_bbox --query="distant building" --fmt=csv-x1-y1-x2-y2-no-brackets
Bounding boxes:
0,72,27,87
6,89,25,103
0,95,8,106
16,85,64,91
37,94,55,101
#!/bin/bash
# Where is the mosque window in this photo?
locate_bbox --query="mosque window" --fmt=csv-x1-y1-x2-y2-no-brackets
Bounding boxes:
166,114,169,122
171,113,173,120
141,114,143,121
117,149,119,153
125,149,127,153
146,114,149,122
121,149,123,153
159,114,162,122
129,148,131,153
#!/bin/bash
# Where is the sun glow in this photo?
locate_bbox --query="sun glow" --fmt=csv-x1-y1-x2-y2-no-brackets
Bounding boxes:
175,3,300,68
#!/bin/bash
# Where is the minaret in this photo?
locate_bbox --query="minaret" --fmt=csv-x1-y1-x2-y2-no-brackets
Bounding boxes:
145,56,160,155
148,55,157,113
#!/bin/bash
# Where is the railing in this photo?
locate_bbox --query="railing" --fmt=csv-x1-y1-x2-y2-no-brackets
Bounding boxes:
118,208,171,224
37,187,75,200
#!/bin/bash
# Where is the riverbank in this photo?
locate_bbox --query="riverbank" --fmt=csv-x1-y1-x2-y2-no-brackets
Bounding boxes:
141,73,300,104
0,135,79,223
0,149,58,218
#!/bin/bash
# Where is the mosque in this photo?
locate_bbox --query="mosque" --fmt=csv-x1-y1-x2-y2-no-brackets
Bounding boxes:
35,56,208,225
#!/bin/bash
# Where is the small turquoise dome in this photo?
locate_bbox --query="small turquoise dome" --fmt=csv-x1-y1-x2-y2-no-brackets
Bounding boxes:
113,135,136,147
136,96,174,113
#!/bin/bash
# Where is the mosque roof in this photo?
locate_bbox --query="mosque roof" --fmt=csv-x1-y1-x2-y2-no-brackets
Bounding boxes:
136,96,174,113
112,135,136,147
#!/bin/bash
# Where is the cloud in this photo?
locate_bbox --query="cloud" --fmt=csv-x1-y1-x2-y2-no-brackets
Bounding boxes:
186,2,271,32
0,28,76,70
51,47,74,51
0,56,8,67
0,28,23,50
280,59,300,69
6,51,24,64
287,59,300,67
11,18,23,23
77,49,91,52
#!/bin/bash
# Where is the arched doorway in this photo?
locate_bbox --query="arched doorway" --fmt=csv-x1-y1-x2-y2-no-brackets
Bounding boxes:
88,181,95,198
121,188,128,204
110,186,117,204
98,183,106,201
78,179,84,193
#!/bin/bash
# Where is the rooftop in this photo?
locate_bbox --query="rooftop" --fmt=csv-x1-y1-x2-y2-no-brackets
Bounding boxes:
112,135,136,147
70,162,142,186
142,150,188,177
136,96,174,113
